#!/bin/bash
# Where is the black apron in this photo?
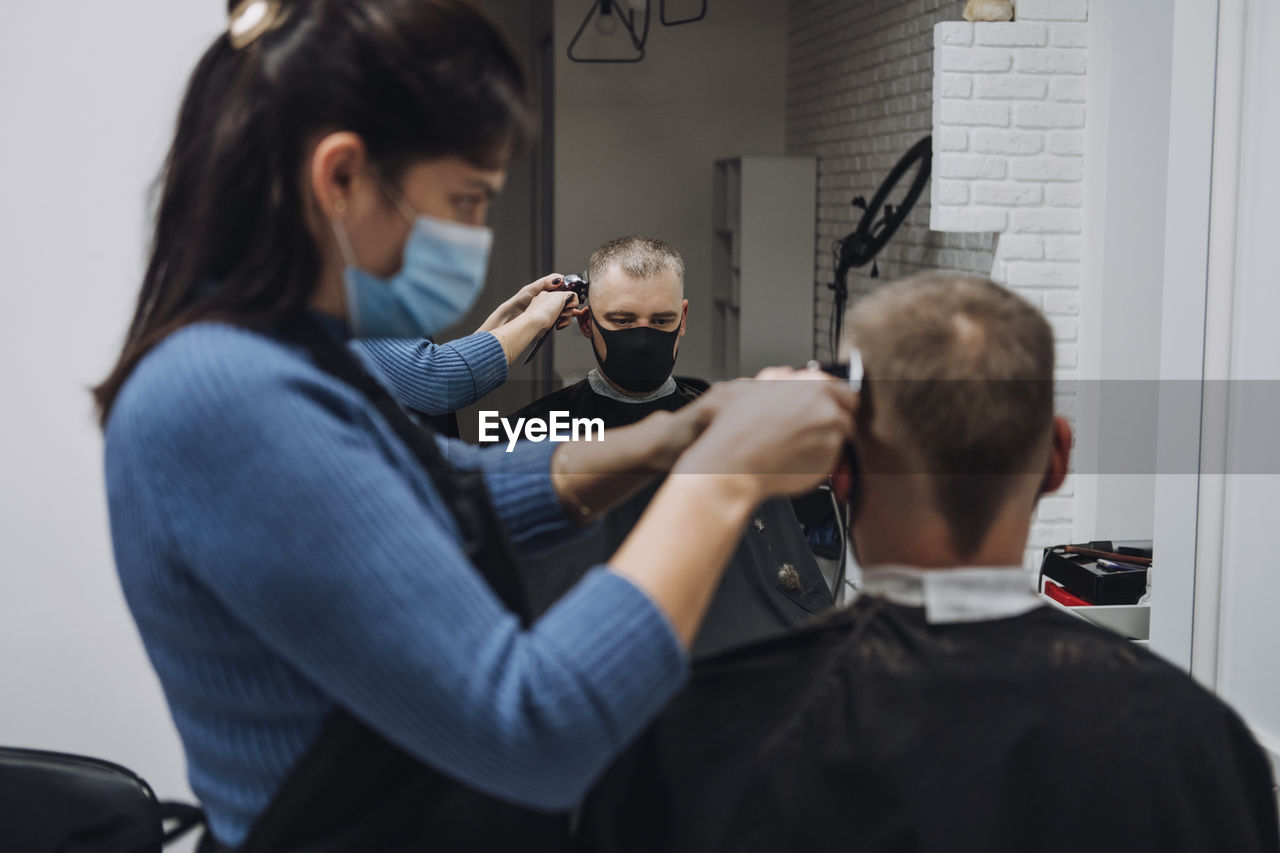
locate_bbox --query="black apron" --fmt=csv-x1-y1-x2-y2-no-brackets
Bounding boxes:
200,316,571,852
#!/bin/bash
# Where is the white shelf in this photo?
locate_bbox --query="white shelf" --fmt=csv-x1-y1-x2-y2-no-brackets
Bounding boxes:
1038,580,1150,642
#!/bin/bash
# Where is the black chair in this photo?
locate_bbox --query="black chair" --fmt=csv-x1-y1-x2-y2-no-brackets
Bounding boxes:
0,746,202,852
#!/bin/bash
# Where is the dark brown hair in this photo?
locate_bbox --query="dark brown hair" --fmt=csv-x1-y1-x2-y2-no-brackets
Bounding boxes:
93,0,533,425
848,272,1056,557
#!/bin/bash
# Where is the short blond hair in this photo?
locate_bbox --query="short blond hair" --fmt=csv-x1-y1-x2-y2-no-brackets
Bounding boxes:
587,235,685,284
847,272,1055,557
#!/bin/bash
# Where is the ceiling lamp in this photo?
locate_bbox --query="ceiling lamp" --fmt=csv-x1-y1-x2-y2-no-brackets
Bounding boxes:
568,0,708,64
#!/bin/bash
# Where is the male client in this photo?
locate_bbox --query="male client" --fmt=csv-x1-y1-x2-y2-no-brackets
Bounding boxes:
577,272,1280,853
507,236,834,656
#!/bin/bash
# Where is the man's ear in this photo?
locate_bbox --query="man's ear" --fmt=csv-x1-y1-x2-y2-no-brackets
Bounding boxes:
577,308,594,339
678,299,689,336
1040,415,1072,495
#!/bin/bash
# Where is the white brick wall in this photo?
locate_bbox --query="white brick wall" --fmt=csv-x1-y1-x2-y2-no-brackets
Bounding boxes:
929,1,1089,567
786,0,995,362
786,0,1089,570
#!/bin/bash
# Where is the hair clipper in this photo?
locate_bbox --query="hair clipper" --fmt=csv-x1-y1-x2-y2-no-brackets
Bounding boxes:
522,275,589,365
816,354,863,511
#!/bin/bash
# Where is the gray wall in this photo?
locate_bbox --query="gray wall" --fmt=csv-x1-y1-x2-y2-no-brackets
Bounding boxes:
552,0,790,383
452,0,554,434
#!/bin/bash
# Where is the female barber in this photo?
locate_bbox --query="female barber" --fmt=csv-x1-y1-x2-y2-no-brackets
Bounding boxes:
95,1,854,850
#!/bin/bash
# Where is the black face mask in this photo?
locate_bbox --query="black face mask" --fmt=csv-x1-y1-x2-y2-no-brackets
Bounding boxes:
590,313,680,394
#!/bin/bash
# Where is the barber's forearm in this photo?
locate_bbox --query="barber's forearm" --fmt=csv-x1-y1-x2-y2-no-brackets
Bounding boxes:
489,314,543,366
549,412,682,522
477,302,520,334
610,473,760,648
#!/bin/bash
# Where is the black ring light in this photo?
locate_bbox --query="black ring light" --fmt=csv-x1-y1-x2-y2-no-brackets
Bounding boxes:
828,134,933,355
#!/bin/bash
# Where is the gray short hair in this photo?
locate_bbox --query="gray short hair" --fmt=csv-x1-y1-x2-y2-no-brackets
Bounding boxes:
587,235,685,284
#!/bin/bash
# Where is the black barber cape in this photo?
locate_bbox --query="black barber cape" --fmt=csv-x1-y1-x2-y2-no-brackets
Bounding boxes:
577,596,1280,853
506,374,834,657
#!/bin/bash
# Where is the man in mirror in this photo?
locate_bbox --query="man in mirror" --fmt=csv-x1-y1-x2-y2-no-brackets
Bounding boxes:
503,235,837,656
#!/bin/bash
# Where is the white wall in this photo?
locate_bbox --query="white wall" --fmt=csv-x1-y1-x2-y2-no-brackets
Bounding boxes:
1148,0,1219,673
552,0,788,382
0,0,225,820
1197,0,1280,770
1072,0,1176,548
1148,0,1280,796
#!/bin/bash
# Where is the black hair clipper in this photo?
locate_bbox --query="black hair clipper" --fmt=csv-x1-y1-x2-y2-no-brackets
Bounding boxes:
816,355,863,510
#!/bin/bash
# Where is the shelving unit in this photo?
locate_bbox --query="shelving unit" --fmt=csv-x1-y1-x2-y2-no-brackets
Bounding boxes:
711,157,816,378
1039,579,1151,644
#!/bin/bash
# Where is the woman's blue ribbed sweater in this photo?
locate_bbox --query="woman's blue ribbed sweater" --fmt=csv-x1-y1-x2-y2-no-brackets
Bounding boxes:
103,322,687,846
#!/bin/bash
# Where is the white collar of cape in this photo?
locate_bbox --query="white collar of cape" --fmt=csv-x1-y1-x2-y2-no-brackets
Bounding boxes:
856,565,1043,624
586,368,678,404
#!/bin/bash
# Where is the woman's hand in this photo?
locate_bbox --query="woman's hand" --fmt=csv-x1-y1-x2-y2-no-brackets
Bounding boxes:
524,288,580,333
482,273,586,365
478,274,581,332
626,382,735,473
485,278,584,366
587,370,852,484
674,368,856,505
606,370,854,648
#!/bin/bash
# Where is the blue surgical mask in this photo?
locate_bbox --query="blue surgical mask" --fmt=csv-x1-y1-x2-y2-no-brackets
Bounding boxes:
334,200,493,340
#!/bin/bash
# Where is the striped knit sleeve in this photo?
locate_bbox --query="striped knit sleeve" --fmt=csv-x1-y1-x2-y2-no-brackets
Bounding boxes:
352,332,507,414
436,438,581,547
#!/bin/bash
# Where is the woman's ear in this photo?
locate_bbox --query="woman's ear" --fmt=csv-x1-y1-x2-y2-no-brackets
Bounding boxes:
309,132,369,219
1040,415,1073,495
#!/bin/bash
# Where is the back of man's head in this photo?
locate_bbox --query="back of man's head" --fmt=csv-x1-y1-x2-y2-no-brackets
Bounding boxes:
848,272,1056,559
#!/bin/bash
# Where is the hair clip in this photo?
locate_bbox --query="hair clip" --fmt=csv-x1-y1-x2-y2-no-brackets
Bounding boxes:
228,0,286,50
